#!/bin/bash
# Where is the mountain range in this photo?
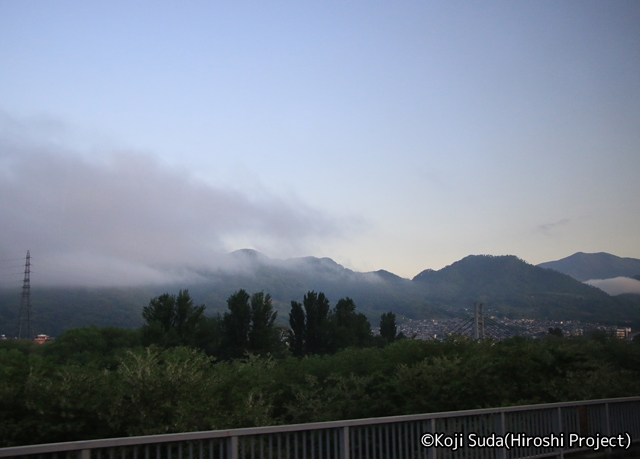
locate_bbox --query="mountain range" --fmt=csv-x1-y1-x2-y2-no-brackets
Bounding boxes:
1,250,639,337
537,252,640,281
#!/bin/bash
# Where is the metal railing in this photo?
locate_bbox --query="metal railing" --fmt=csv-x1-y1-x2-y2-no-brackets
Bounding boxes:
1,397,639,459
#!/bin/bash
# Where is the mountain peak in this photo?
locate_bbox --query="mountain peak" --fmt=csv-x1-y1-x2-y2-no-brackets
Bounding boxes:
226,249,272,268
371,269,406,282
231,248,259,255
413,254,525,282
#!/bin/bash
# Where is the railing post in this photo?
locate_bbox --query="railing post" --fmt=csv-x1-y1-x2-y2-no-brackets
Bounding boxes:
557,407,564,459
430,418,437,459
604,403,611,455
227,436,238,459
340,426,350,459
80,450,91,459
497,412,506,459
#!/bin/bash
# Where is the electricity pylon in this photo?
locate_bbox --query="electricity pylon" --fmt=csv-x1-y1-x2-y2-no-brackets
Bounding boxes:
15,250,32,339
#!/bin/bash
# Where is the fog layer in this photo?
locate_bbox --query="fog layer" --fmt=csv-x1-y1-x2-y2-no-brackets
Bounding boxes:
0,116,345,286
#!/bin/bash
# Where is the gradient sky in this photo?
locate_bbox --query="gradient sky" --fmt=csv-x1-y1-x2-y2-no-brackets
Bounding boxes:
1,1,639,286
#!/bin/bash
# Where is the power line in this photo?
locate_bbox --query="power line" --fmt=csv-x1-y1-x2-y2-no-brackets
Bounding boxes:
0,257,29,262
446,302,521,340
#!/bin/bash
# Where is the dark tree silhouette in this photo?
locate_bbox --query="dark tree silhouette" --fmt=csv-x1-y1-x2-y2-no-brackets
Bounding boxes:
329,297,372,350
380,311,398,344
248,291,278,354
288,301,306,357
222,290,280,358
222,290,252,357
289,292,372,355
288,291,331,355
141,290,205,347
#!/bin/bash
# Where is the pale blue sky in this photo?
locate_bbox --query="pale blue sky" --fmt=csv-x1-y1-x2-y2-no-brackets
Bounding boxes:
1,1,639,284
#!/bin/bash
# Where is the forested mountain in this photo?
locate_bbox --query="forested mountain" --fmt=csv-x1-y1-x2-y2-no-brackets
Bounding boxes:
537,252,640,281
412,255,633,321
0,250,433,336
2,251,640,337
0,286,150,337
182,249,435,321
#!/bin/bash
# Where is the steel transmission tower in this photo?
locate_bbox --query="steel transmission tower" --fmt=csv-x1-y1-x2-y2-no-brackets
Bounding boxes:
16,250,32,339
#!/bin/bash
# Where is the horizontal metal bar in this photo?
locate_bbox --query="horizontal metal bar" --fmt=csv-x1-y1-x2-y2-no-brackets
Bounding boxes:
1,396,639,458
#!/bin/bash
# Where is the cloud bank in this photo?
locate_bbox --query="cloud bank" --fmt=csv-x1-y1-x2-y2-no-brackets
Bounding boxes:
0,115,346,286
585,277,640,296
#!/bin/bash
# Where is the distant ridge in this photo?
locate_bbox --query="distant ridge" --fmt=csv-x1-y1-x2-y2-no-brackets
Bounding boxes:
3,250,640,337
537,252,640,281
412,254,619,320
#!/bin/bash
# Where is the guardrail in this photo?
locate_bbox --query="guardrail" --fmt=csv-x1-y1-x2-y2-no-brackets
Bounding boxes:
1,397,639,459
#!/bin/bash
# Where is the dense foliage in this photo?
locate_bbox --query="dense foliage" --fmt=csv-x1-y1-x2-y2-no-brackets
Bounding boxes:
2,321,640,447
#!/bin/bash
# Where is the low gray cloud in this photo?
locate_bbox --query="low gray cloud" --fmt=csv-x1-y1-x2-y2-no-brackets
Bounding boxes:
0,115,348,286
585,277,640,296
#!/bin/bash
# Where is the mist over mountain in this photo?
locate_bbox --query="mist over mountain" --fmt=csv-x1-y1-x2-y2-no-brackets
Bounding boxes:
537,252,640,282
2,251,640,337
185,249,431,321
584,277,640,296
0,250,432,336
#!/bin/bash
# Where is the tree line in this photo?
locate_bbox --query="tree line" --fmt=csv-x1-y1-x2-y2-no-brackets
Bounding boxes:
139,289,403,359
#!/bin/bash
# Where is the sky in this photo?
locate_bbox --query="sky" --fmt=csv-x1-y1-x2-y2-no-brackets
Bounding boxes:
1,1,639,286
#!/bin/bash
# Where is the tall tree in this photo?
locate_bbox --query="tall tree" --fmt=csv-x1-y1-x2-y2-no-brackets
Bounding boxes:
379,311,398,344
288,292,372,355
288,291,331,356
222,290,281,358
249,291,278,353
303,291,331,355
329,297,373,350
288,301,306,357
222,290,252,358
141,290,205,347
